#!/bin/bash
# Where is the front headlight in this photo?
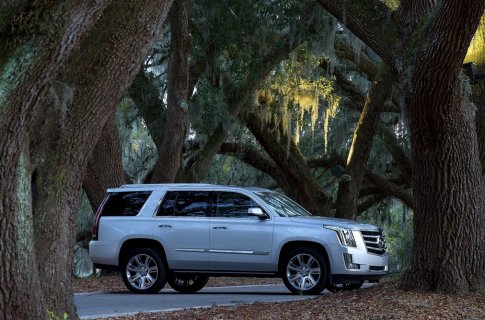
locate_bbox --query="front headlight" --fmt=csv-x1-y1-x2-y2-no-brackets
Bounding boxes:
324,226,357,247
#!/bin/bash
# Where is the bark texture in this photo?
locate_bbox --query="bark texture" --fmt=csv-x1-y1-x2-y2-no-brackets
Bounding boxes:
0,2,110,319
31,1,173,317
335,63,394,219
151,0,189,183
473,83,485,176
84,114,126,210
401,1,485,292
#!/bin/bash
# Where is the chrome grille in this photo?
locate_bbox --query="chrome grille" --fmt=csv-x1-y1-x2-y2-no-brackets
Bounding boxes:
361,230,387,255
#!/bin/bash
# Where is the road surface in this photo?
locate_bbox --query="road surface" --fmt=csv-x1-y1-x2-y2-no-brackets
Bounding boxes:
75,284,322,319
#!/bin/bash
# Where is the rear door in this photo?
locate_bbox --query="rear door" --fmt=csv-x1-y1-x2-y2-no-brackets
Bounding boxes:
153,190,211,270
209,191,274,272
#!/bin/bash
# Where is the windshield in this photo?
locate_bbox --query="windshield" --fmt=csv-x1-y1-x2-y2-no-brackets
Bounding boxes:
255,192,311,217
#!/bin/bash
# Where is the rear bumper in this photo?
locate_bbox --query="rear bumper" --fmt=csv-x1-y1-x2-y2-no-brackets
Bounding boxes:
89,240,119,267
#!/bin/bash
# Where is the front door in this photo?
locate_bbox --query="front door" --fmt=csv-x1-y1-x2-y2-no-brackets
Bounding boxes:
209,191,274,272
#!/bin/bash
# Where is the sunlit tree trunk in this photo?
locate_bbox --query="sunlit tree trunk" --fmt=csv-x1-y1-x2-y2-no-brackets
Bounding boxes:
335,63,394,220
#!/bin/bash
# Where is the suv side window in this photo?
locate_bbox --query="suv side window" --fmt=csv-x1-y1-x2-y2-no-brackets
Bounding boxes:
215,191,259,218
101,191,152,216
157,191,211,217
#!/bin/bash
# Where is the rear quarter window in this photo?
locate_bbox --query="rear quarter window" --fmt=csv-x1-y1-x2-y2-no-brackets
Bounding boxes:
101,191,152,216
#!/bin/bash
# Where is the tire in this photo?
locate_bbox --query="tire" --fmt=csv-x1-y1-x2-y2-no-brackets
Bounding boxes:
282,247,328,295
167,274,209,293
121,248,166,294
326,281,364,293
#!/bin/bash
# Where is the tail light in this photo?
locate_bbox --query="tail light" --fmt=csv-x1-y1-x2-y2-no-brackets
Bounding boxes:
92,195,110,240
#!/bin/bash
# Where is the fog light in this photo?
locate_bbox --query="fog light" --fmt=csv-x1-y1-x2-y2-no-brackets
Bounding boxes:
343,253,360,270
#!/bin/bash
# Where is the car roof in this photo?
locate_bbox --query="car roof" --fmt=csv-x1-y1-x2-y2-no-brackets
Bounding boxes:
107,183,271,193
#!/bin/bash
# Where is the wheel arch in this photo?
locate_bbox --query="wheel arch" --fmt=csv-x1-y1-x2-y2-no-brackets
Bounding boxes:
278,241,331,275
119,238,168,269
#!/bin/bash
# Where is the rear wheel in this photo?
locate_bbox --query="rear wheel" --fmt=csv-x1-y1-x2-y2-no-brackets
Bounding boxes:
121,248,166,294
167,274,209,293
282,247,328,295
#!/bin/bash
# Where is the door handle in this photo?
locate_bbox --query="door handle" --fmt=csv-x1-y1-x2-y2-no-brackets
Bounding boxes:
212,226,227,230
158,224,172,228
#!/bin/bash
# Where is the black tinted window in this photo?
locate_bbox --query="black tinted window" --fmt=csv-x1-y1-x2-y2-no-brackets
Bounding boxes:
101,192,151,216
215,192,258,218
157,191,211,217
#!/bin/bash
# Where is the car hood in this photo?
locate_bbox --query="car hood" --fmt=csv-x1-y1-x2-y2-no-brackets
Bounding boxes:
289,216,380,231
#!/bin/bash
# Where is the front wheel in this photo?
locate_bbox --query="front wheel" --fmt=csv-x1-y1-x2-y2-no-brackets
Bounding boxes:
121,248,166,294
167,274,209,293
282,247,328,295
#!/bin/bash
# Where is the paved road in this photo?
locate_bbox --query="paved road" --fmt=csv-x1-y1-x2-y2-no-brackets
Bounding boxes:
75,284,321,319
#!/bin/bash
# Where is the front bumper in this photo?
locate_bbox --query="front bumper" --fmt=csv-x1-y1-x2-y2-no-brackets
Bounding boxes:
326,230,389,282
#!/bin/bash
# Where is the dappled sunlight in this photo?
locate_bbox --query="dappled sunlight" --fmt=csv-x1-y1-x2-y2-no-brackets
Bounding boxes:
465,17,485,67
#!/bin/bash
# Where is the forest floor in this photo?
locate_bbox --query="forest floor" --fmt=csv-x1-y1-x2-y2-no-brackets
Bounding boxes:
74,275,485,320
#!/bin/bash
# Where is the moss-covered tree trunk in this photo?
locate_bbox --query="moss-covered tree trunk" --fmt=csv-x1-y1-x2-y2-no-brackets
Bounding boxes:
0,2,110,319
401,0,485,292
151,0,189,183
30,1,172,317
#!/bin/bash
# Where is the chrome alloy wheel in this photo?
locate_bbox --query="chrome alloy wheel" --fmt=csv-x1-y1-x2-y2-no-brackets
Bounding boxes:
125,254,159,290
286,253,321,291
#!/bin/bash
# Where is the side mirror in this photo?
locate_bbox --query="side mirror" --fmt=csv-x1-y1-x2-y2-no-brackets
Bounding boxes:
248,207,267,219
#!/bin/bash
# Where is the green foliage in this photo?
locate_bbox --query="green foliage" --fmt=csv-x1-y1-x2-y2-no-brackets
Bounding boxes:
190,77,231,135
47,310,69,320
386,216,413,273
117,99,157,183
360,201,413,274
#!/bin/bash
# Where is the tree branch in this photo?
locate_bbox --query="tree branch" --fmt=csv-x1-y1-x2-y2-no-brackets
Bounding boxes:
308,155,414,209
315,0,396,67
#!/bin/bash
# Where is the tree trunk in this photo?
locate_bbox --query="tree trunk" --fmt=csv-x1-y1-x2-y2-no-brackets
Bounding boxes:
84,114,126,210
31,1,173,317
0,2,110,319
151,0,189,183
335,63,394,220
401,0,485,292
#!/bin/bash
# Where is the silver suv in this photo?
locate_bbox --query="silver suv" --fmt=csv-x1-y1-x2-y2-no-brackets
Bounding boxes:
89,184,388,295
